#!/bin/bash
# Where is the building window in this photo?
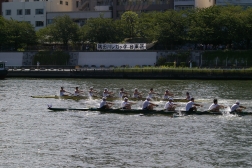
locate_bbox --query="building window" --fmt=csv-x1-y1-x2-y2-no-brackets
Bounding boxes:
66,1,68,5
6,10,11,15
35,9,44,15
47,19,53,25
25,0,29,2
25,9,31,15
17,9,22,15
60,1,63,4
35,21,44,27
76,1,79,8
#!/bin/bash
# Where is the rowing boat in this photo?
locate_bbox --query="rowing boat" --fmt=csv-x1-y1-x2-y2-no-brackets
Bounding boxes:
47,107,252,116
32,95,189,102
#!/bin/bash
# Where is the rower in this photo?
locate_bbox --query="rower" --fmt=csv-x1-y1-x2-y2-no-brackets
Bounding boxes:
88,87,97,97
186,92,191,101
60,87,70,96
133,88,142,98
74,87,84,96
231,101,246,112
119,88,128,99
121,97,134,109
164,98,177,111
163,90,174,99
148,88,159,99
185,98,202,112
208,99,225,112
103,88,113,97
142,97,158,110
99,97,113,109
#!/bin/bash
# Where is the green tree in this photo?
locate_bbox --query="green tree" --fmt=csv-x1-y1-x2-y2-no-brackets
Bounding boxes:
81,15,124,43
0,16,8,49
138,12,158,42
154,10,187,49
6,19,37,50
36,26,54,44
187,6,221,45
121,11,139,38
49,15,80,50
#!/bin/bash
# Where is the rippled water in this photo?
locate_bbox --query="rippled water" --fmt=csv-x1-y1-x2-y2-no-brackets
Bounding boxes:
0,78,252,167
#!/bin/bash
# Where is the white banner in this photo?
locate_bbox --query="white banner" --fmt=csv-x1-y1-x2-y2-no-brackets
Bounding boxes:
97,43,146,50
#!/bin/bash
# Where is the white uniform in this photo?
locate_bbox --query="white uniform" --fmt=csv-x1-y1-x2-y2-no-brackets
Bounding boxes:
100,100,107,108
163,95,169,99
133,93,139,98
60,91,66,96
208,103,218,110
231,104,239,112
186,95,191,101
74,91,80,96
103,92,109,97
186,101,195,111
142,100,150,109
121,101,129,108
119,91,124,98
89,91,93,97
164,102,173,109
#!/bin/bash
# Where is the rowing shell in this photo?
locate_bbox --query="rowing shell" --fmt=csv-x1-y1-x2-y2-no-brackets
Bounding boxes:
32,95,190,102
47,107,252,116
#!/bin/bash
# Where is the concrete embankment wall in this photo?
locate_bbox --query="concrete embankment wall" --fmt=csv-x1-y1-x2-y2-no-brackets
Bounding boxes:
7,69,252,80
0,51,202,67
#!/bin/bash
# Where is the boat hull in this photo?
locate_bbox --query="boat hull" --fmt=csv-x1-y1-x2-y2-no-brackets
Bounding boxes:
47,107,252,116
0,69,8,79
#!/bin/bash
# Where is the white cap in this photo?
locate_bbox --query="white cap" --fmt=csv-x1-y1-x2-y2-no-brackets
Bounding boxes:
90,87,93,89
169,98,173,101
146,97,151,100
135,88,138,90
236,101,240,104
104,88,108,91
102,97,106,100
124,97,128,100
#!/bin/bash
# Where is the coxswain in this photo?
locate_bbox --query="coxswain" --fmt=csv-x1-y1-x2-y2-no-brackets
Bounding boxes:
231,101,246,112
60,87,70,96
208,99,225,112
164,98,177,111
119,88,128,99
99,97,113,109
186,92,191,101
74,87,84,96
88,87,97,97
121,97,134,109
185,98,202,112
163,90,174,99
133,88,142,98
148,88,159,99
142,97,158,110
103,88,113,97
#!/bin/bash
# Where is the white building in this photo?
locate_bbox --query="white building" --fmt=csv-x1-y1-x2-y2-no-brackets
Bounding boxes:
2,0,80,30
174,0,215,10
216,0,252,6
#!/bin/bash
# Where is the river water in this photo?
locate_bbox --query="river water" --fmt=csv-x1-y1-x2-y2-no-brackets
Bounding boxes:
0,78,252,167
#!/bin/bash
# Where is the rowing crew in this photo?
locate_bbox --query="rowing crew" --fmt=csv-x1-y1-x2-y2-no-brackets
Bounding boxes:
99,96,246,113
60,87,98,97
60,87,85,96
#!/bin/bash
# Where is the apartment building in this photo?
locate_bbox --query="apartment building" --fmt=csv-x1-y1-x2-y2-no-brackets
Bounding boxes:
2,0,79,30
0,0,11,16
112,0,174,19
216,0,252,7
174,0,215,10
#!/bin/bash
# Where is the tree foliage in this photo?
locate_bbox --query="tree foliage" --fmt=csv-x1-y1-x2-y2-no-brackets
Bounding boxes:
121,11,139,38
49,15,80,49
